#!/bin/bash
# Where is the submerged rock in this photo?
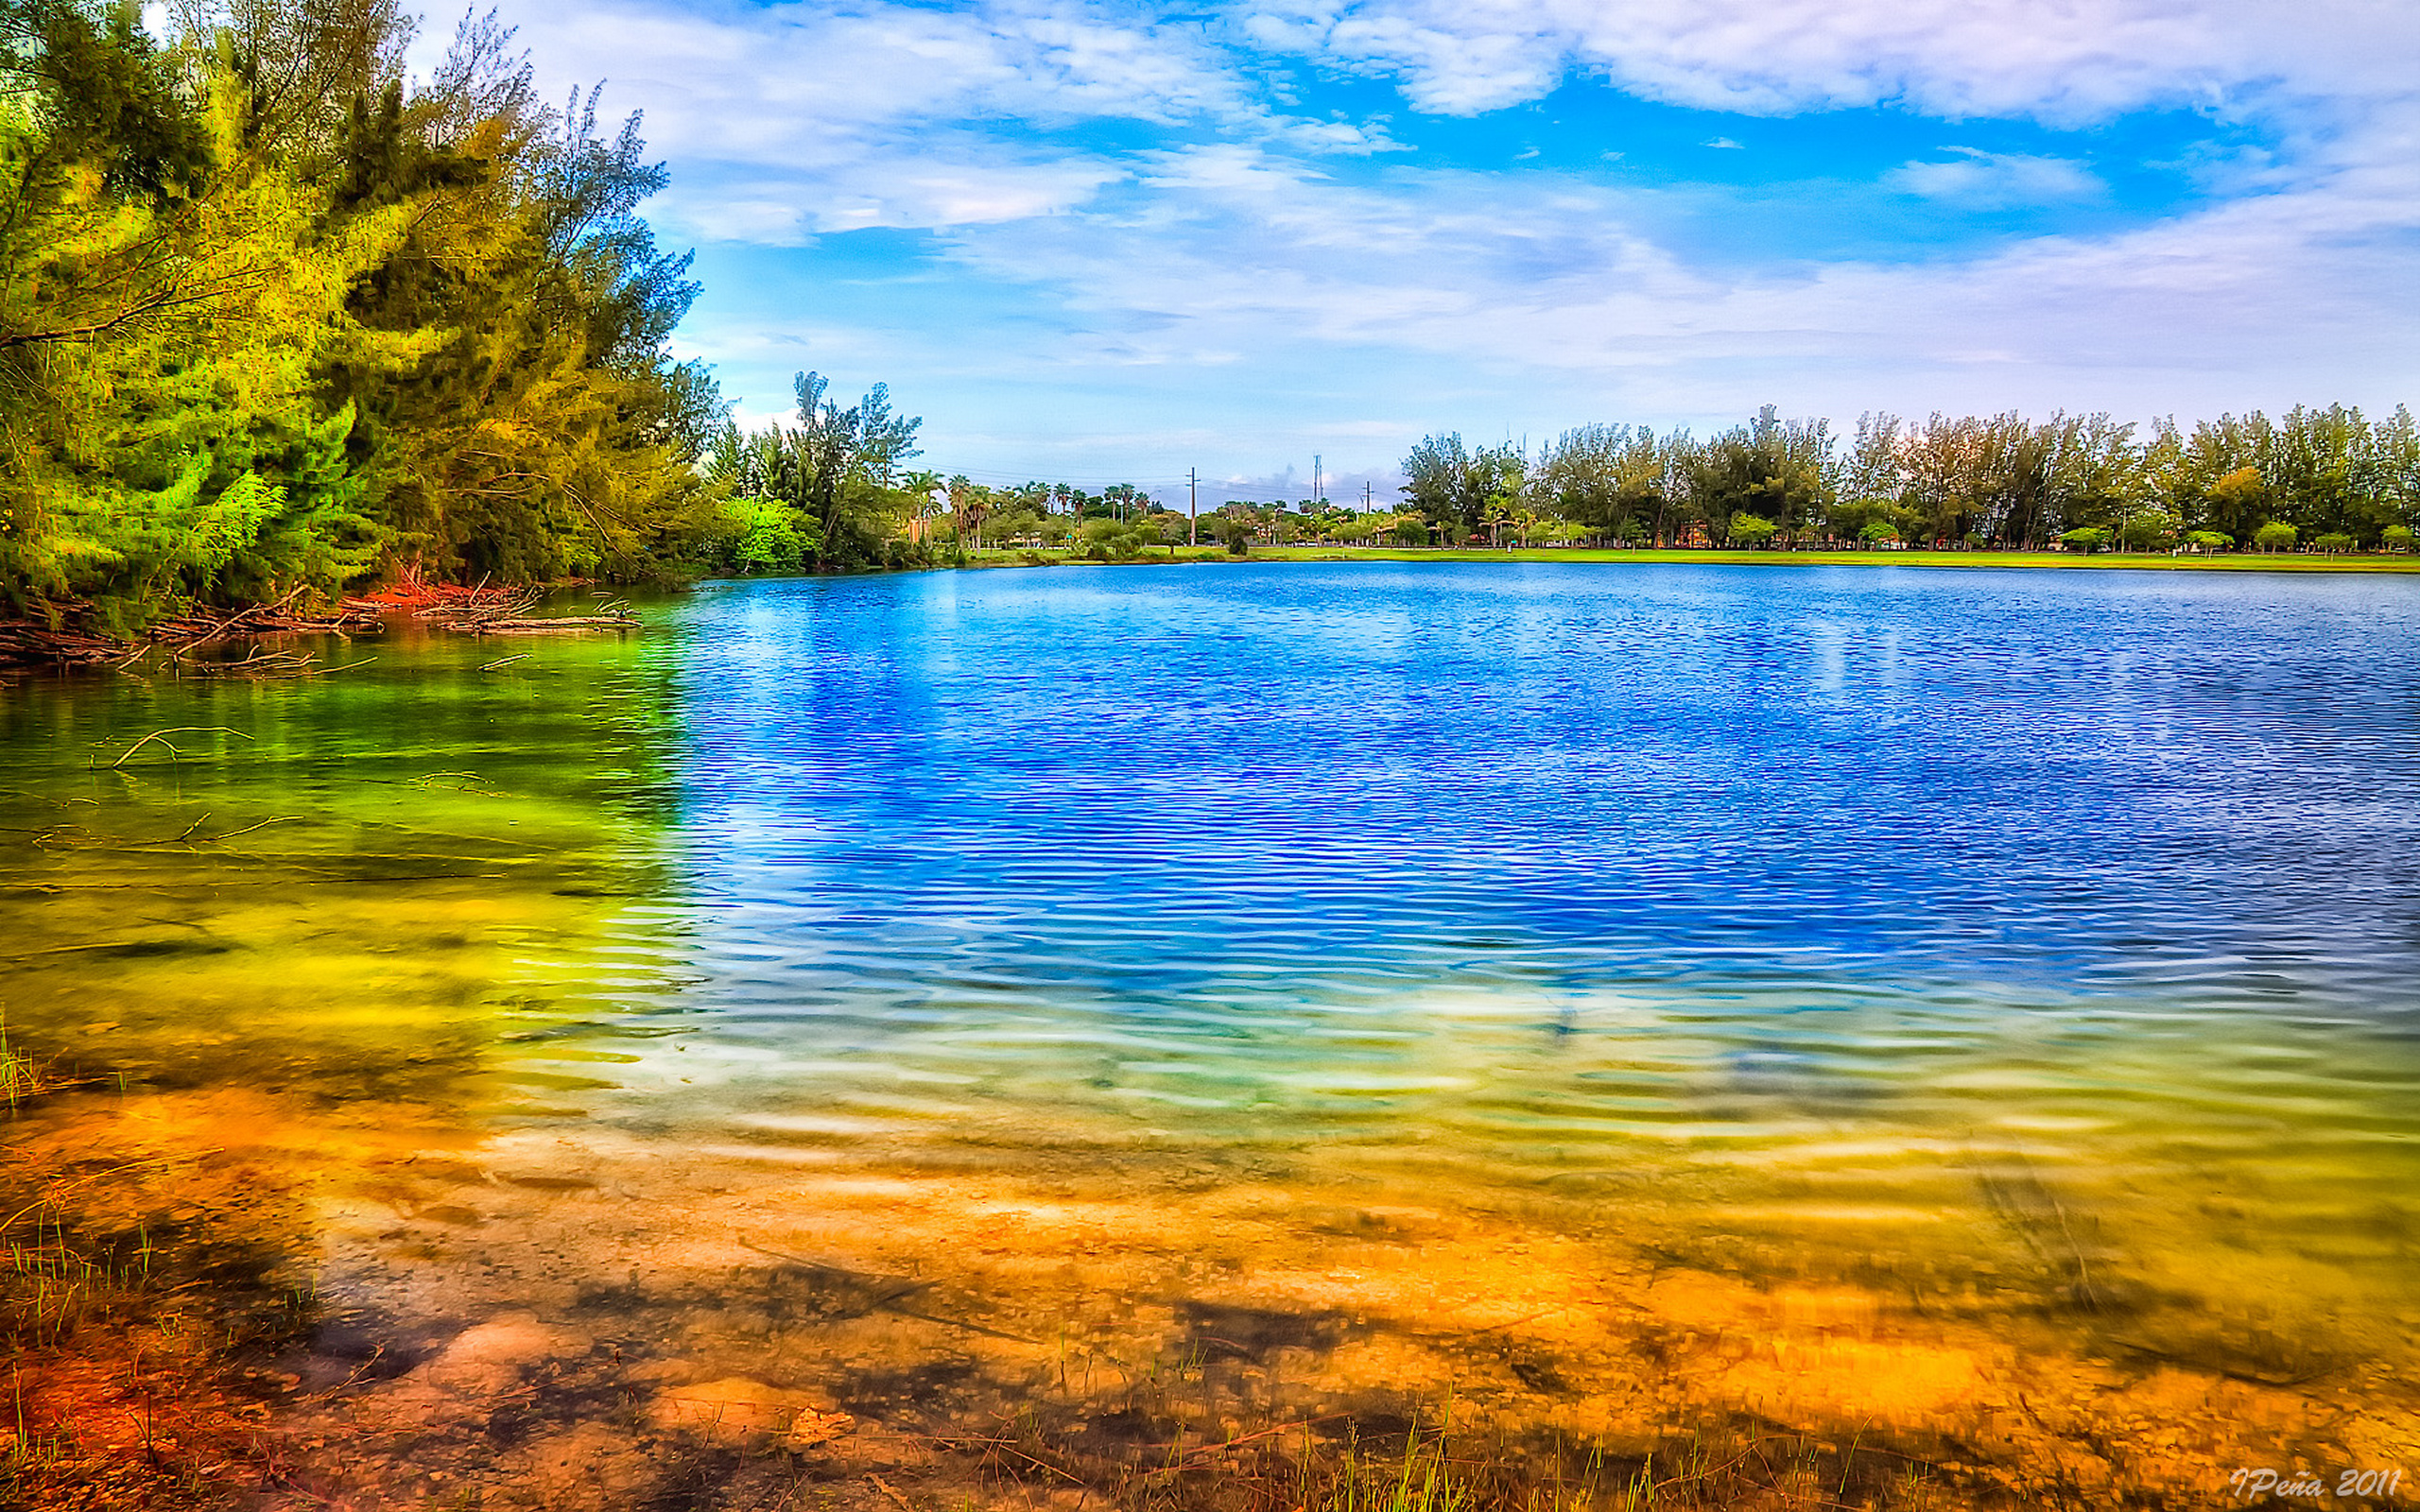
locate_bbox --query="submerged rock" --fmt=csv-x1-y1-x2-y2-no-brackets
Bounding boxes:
647,1374,856,1447
423,1313,587,1396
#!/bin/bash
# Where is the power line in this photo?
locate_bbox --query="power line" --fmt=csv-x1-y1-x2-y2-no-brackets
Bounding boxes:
942,467,1196,486
935,465,1404,490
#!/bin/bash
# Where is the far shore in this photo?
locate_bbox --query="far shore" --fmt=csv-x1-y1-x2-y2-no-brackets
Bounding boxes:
950,544,2420,574
13,544,2412,673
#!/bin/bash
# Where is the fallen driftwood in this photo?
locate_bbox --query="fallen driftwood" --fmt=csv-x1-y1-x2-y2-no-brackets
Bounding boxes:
443,611,637,633
2,588,389,674
140,588,387,678
345,574,638,636
0,621,125,670
4,576,635,672
175,646,378,678
146,587,387,648
415,588,636,634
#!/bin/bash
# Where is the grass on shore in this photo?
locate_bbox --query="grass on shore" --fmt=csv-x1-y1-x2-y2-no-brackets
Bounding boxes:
953,1398,1980,1512
1,1080,310,1510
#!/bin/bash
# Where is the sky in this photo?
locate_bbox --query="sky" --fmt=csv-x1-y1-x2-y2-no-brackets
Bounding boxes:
413,0,2420,507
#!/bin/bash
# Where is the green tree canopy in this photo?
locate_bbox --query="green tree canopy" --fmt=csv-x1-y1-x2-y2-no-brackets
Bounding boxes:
2,0,725,627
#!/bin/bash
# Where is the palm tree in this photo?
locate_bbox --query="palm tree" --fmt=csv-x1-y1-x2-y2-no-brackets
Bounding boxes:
950,475,990,560
901,469,942,543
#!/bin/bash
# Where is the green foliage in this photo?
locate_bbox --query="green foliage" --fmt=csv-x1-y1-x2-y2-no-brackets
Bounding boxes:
2312,531,2355,554
0,0,722,627
1535,422,1671,538
697,371,925,572
336,77,723,585
2384,524,2414,552
1690,407,1832,542
2118,507,2180,551
1727,512,1778,547
1402,433,1523,538
1,0,211,207
2254,521,2299,553
2203,466,2268,541
1080,518,1150,560
2185,530,2233,553
714,495,816,573
1412,401,2415,556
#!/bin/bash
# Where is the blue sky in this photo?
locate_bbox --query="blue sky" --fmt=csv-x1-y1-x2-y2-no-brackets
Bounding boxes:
420,0,2420,507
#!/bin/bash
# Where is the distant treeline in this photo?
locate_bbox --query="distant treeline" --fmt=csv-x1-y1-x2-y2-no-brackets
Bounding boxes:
1392,404,2420,553
702,398,1218,571
0,0,725,629
747,401,2420,565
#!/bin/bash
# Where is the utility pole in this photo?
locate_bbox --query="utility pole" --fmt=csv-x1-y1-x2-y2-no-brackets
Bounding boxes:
1313,455,1322,510
1188,468,1198,547
1362,480,1372,512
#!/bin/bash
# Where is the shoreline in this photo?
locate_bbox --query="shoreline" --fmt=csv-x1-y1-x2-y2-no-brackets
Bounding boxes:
9,547,2410,673
942,544,2420,574
0,585,640,676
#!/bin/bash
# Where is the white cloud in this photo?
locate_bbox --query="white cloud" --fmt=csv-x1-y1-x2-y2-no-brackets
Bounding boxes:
657,150,1120,242
914,105,2420,422
424,0,2420,475
492,0,1239,148
1267,115,1411,154
1885,149,2103,209
1253,0,2419,124
444,0,1410,244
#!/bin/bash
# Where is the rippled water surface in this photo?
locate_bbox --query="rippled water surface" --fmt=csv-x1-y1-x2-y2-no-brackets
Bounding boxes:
7,561,2419,1506
668,566,2420,1142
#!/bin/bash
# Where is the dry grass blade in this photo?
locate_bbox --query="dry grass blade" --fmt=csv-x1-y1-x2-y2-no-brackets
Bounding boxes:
106,728,254,769
179,646,317,678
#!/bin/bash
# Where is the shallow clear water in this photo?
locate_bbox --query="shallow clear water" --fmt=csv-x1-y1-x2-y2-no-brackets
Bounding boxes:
7,561,2419,1503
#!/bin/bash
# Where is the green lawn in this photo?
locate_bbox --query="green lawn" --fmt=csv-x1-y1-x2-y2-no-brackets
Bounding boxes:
970,545,2420,573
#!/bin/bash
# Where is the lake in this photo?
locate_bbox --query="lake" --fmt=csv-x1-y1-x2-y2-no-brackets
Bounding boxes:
5,561,2417,1508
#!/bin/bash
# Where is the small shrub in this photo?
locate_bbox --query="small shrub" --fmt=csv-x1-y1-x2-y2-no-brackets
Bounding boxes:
2119,508,2181,551
1728,512,1778,547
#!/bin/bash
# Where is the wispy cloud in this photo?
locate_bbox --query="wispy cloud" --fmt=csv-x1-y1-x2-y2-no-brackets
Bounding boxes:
1249,0,2416,122
1885,149,2103,208
430,0,2420,477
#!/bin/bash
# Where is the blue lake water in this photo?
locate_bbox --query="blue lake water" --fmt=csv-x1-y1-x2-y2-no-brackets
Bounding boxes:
6,559,2418,1501
659,564,2420,1156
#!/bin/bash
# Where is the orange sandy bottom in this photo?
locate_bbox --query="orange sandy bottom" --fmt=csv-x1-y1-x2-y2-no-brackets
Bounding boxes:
8,1088,2414,1510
